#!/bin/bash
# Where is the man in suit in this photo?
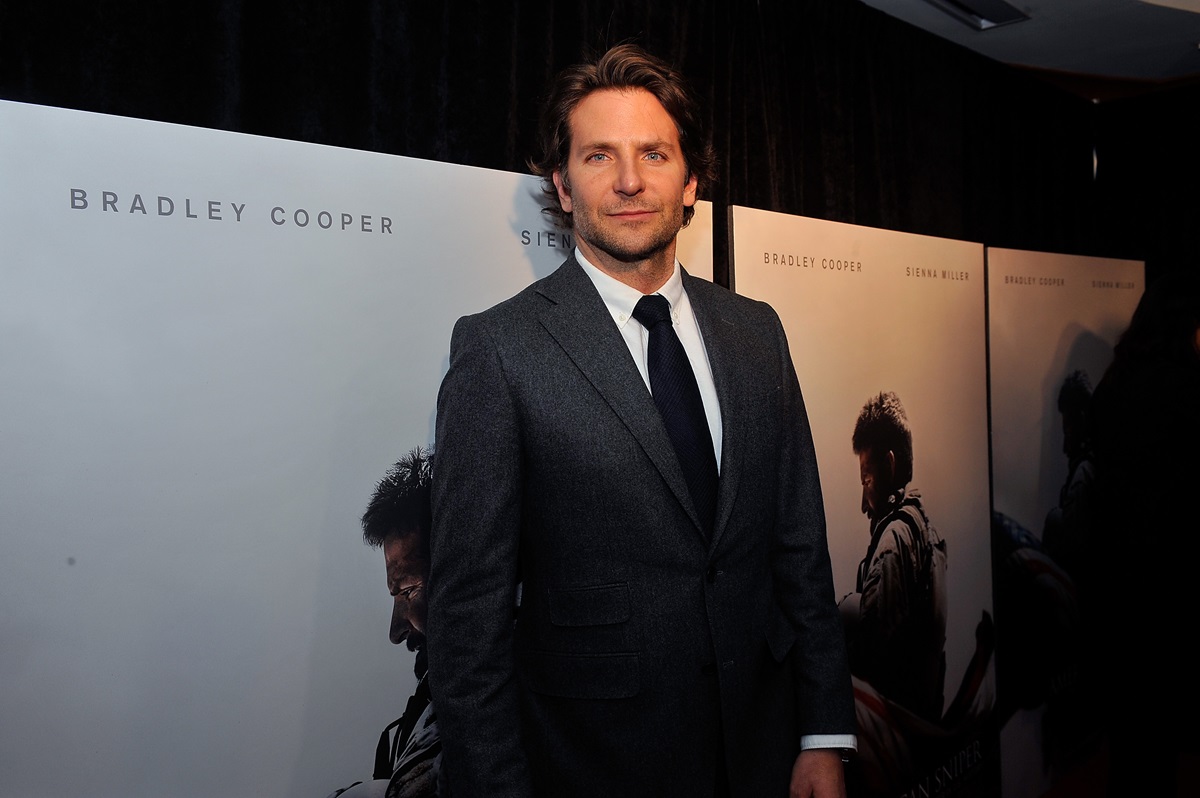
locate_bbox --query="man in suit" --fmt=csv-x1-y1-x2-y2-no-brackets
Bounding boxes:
426,44,855,798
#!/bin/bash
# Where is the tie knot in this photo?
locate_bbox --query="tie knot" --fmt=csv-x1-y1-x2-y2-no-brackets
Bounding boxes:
632,294,672,329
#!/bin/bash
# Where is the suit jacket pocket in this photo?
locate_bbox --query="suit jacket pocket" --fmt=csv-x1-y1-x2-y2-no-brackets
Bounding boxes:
521,650,640,699
547,582,631,627
767,606,796,662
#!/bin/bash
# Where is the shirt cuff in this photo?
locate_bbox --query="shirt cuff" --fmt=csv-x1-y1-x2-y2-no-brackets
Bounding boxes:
799,734,858,758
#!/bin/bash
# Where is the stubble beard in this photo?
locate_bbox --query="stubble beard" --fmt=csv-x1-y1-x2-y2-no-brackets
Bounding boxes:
572,201,685,268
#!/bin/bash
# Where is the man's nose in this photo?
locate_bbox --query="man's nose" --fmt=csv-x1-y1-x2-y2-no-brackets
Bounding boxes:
389,602,412,645
614,158,645,196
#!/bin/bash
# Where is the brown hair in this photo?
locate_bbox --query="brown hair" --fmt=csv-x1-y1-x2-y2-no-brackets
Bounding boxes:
528,43,716,229
852,391,914,489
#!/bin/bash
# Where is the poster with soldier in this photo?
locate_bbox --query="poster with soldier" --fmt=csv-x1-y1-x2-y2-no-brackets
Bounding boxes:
986,248,1143,798
731,206,998,798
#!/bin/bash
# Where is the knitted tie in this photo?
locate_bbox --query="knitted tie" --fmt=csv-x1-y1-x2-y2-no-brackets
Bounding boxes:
632,294,719,535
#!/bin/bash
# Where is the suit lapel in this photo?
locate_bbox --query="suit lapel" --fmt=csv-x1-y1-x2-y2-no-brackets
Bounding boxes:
534,258,705,536
684,274,749,552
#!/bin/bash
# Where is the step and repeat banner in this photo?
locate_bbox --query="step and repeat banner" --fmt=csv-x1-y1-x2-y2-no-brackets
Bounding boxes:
731,207,999,797
986,249,1143,798
0,98,711,797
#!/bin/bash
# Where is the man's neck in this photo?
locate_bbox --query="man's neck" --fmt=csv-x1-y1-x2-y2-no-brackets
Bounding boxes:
576,238,678,295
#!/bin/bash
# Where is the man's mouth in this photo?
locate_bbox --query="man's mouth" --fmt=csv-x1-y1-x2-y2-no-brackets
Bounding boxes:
609,206,656,218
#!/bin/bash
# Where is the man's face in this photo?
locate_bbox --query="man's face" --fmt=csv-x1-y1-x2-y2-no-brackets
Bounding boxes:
552,87,697,274
858,448,892,521
383,530,429,652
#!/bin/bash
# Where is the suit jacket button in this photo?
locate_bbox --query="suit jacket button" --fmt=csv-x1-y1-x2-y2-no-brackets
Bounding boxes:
706,567,717,582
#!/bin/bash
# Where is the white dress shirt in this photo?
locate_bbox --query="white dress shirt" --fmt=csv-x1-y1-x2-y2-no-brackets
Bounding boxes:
576,251,723,470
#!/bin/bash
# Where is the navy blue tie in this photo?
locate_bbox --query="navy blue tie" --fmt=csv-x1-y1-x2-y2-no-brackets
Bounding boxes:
632,294,719,535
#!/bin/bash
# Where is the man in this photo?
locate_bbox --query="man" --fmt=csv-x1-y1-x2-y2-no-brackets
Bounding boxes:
328,448,442,798
427,44,855,798
845,391,947,724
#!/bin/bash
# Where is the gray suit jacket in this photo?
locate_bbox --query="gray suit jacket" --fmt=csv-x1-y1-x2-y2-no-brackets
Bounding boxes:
427,256,853,798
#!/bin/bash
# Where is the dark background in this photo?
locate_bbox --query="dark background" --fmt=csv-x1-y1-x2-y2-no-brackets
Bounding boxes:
3,0,1197,287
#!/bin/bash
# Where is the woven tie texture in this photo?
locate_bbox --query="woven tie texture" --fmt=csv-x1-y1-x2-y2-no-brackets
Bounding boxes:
632,294,718,534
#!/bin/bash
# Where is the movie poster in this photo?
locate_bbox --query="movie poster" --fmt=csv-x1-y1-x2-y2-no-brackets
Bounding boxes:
0,99,712,797
985,248,1142,798
731,206,998,797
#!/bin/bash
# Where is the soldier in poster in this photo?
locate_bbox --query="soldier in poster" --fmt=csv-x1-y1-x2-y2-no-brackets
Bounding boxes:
841,390,948,725
838,391,1001,797
1041,369,1098,588
326,448,442,798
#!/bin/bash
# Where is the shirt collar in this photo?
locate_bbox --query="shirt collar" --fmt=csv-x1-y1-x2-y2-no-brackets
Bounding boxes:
575,248,684,329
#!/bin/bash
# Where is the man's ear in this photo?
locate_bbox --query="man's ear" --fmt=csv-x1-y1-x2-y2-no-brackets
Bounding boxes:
552,170,573,213
885,450,897,484
682,171,698,208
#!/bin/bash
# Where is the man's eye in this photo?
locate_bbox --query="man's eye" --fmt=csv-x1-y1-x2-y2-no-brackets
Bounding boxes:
646,152,664,161
587,153,608,162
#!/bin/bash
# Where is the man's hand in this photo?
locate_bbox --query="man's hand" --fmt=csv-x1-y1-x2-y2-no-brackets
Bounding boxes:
789,748,847,798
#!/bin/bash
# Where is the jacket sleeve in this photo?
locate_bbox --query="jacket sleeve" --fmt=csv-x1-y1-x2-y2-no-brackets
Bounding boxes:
426,312,533,797
767,309,857,738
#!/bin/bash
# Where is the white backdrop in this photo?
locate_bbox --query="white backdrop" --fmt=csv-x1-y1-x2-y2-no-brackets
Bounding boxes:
0,99,711,798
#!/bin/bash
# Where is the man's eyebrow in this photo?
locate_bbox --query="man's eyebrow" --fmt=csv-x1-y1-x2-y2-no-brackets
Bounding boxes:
574,137,677,153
